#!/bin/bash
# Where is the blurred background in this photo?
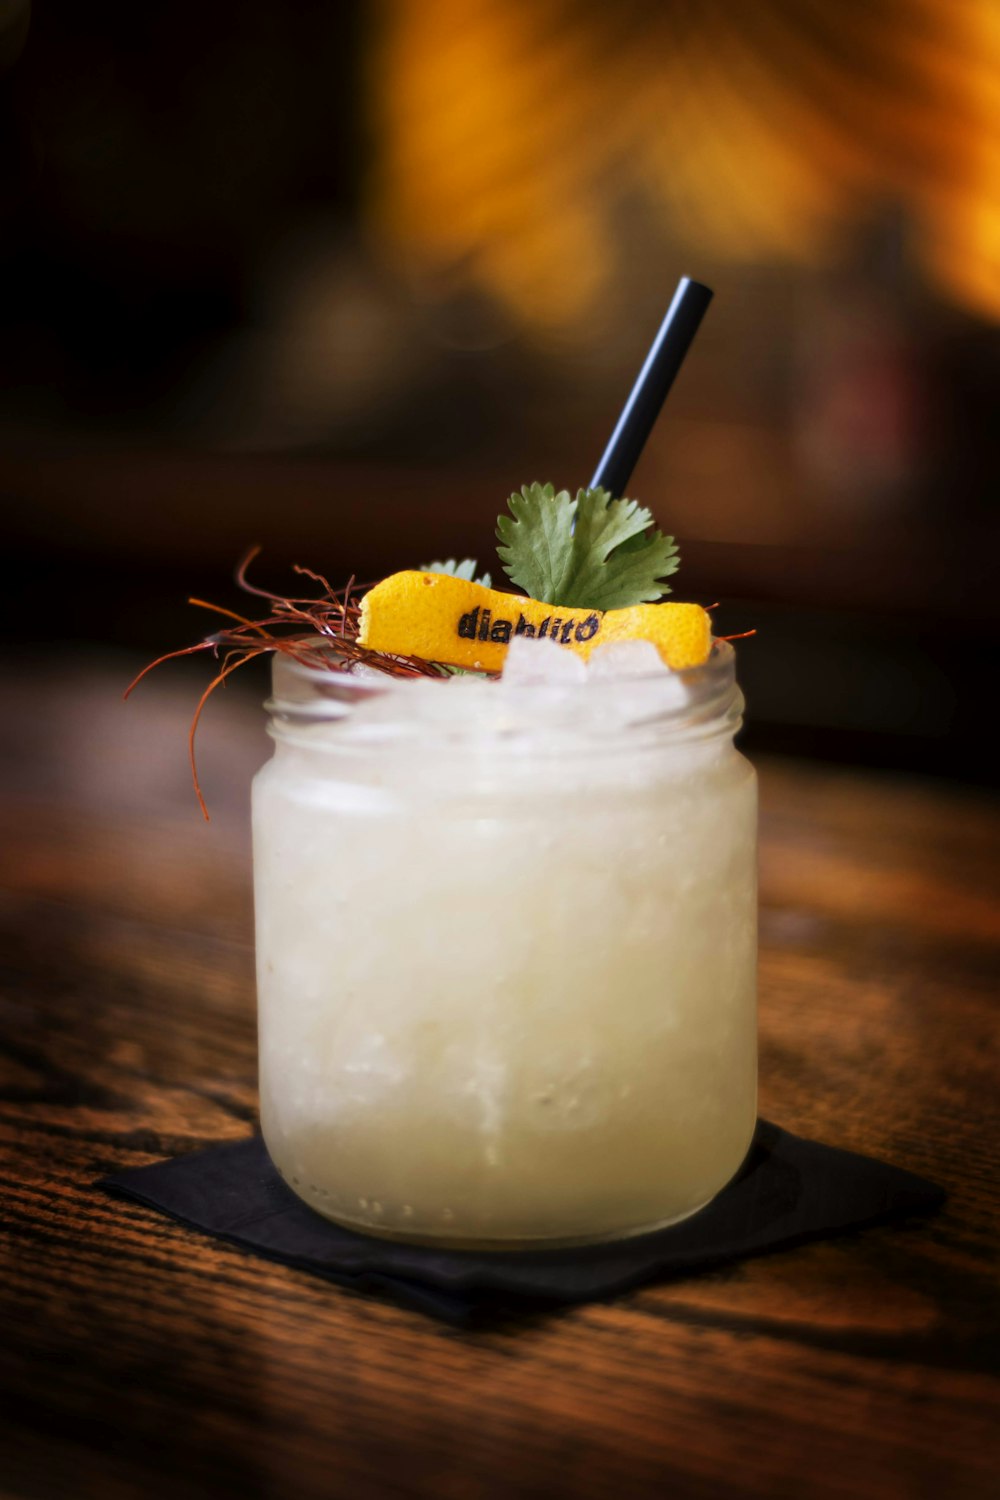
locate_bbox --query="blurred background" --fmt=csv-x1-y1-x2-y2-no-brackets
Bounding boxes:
1,0,998,784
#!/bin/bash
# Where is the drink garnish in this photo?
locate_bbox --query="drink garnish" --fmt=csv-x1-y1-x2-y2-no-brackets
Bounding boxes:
497,482,679,608
130,278,747,815
358,570,710,673
357,479,701,671
420,557,493,588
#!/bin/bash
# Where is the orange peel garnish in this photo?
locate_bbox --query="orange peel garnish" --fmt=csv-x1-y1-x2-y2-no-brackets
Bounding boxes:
358,572,711,672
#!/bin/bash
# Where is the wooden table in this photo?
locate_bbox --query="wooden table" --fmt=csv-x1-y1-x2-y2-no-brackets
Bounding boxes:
1,656,998,1499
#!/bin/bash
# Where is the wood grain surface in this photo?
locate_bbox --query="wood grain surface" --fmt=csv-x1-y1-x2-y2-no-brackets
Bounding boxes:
1,653,997,1500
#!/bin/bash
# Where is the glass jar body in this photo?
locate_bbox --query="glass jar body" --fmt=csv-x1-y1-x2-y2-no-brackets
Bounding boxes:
252,654,757,1248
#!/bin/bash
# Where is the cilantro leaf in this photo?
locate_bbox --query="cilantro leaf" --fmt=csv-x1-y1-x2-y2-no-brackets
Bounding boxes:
421,557,492,589
496,483,679,609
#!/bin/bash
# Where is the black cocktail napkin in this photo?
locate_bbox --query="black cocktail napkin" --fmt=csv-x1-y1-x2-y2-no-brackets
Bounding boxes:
99,1122,943,1326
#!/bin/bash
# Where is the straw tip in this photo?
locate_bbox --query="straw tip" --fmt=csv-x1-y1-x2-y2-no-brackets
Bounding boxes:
678,276,714,301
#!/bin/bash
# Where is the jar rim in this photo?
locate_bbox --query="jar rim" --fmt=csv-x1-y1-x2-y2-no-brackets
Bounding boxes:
272,635,732,686
264,638,743,748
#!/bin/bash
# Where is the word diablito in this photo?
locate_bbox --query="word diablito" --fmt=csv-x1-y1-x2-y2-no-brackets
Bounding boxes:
458,606,600,647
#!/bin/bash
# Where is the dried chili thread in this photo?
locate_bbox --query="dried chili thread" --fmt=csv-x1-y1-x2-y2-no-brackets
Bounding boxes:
125,551,463,819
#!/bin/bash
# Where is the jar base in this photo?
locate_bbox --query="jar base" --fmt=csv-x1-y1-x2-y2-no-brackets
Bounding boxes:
293,1192,715,1251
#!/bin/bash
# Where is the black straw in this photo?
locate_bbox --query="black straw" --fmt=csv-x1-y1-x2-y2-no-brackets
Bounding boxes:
589,277,713,497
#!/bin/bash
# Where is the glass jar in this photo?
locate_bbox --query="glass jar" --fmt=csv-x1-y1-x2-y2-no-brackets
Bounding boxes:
252,643,757,1248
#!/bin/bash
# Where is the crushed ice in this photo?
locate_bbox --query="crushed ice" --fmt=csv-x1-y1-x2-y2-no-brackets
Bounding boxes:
585,640,670,679
499,634,588,686
343,632,695,740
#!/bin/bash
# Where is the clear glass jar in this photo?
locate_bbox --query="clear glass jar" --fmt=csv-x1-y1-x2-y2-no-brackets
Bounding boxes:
252,643,757,1248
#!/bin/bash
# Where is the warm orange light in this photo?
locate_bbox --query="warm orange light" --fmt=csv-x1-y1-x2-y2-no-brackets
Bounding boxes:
366,0,1000,326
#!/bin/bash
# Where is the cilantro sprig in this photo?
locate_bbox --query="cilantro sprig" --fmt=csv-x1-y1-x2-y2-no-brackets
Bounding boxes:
421,557,493,589
419,487,680,612
496,482,679,610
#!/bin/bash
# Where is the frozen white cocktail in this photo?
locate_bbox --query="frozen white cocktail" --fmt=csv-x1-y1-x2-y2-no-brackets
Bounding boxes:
253,636,756,1247
136,278,758,1247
